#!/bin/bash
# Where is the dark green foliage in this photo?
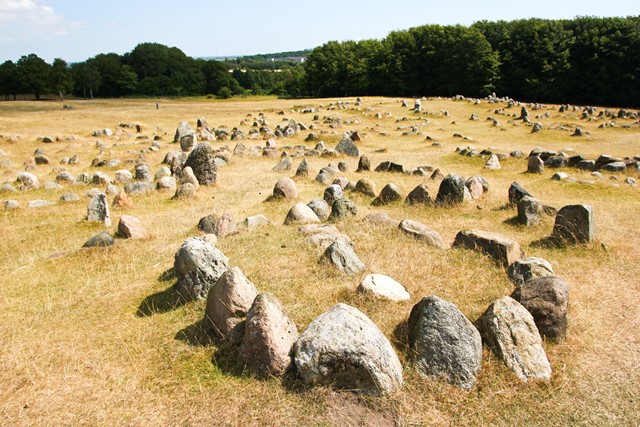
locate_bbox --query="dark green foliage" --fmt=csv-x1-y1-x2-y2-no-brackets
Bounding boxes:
16,54,50,100
0,60,18,100
49,58,73,101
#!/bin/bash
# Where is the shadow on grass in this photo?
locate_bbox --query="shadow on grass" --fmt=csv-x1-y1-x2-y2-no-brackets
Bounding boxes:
174,319,214,347
136,284,188,317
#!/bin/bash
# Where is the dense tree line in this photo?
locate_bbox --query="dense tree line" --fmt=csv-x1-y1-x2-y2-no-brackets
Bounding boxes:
0,17,638,106
304,16,639,106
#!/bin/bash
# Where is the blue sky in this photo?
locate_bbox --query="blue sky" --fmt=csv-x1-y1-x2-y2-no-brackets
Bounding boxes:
0,0,638,63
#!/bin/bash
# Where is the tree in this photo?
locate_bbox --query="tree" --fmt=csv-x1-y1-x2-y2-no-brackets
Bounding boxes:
49,58,73,101
0,60,18,100
71,62,102,99
87,53,136,97
16,54,50,100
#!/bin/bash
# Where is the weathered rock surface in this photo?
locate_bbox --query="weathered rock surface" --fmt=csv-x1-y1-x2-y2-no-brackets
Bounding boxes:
329,199,358,222
435,175,466,206
508,182,531,205
237,293,299,376
507,257,555,286
551,205,595,244
399,219,446,249
335,134,360,157
477,296,552,381
408,296,482,390
183,143,217,185
357,274,410,301
174,237,230,300
294,303,403,395
405,184,432,206
511,276,569,341
117,214,148,239
353,178,376,197
322,240,365,275
87,193,111,227
82,231,114,248
372,183,403,206
204,266,258,343
272,177,298,200
517,195,543,226
453,229,522,268
284,202,321,225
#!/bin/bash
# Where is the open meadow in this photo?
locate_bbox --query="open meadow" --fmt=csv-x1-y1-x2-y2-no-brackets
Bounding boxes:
0,96,639,426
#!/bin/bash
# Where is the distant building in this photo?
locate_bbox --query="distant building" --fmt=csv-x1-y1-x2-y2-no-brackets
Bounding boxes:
271,56,306,63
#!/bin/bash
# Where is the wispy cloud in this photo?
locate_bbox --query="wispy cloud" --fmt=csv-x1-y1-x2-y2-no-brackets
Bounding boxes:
0,0,84,42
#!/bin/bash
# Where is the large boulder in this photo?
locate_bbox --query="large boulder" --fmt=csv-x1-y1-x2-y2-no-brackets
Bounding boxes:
551,205,595,244
408,296,482,390
405,184,432,206
293,303,403,396
399,219,446,249
356,155,370,172
183,143,218,185
116,214,148,239
174,121,197,152
237,293,299,377
83,231,114,248
272,177,298,200
204,266,258,343
517,195,543,226
435,175,467,206
372,183,403,206
86,193,111,227
197,211,237,238
335,134,360,157
527,156,544,173
511,276,569,341
307,199,331,221
323,184,343,206
353,178,377,197
452,229,522,268
322,240,365,275
477,296,552,381
507,257,555,286
357,274,410,302
284,203,321,225
328,199,358,222
508,182,531,205
174,237,230,300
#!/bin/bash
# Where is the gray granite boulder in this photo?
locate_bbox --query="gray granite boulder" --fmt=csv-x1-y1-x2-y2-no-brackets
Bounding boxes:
174,237,230,300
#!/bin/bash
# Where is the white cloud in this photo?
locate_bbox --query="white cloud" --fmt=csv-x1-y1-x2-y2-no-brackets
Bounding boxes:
0,0,84,42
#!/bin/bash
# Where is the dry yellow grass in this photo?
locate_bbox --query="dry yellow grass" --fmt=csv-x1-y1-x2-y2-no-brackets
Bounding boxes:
0,96,639,426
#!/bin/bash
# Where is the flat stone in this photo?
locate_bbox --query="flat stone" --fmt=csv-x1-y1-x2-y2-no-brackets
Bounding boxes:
357,274,410,301
399,219,446,249
452,229,522,268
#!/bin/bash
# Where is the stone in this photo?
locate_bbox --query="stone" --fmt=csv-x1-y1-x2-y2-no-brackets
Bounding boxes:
508,257,555,286
452,229,522,268
600,161,626,172
399,219,446,249
335,134,360,157
307,199,331,221
174,121,197,151
34,153,50,164
87,193,111,227
527,156,544,173
435,175,466,206
508,182,531,205
293,303,403,396
517,195,543,226
323,184,343,206
356,155,370,172
362,213,398,227
174,237,230,300
484,155,501,170
238,214,271,231
55,171,75,184
135,164,152,182
204,266,258,342
328,199,358,222
117,215,148,239
576,160,595,171
273,157,292,171
551,204,595,244
304,227,353,251
337,161,348,172
372,183,403,206
322,240,365,275
156,176,177,191
198,211,237,238
60,192,80,202
477,296,552,381
17,172,39,190
82,231,114,248
181,166,200,190
353,178,376,197
272,177,298,200
105,184,120,196
237,293,299,377
295,158,309,178
115,170,133,184
1,184,17,193
464,176,486,200
408,296,482,390
183,143,217,185
511,276,569,341
594,154,621,170
284,202,320,225
155,166,171,179
405,184,432,206
375,161,404,173
27,200,55,208
124,182,154,195
357,274,410,301
112,191,131,208
551,172,568,181
4,200,19,209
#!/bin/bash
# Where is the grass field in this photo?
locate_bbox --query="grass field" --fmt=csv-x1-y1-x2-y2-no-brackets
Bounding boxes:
0,96,639,426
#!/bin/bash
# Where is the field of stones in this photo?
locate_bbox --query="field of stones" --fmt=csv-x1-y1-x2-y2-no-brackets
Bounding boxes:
1,95,639,426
